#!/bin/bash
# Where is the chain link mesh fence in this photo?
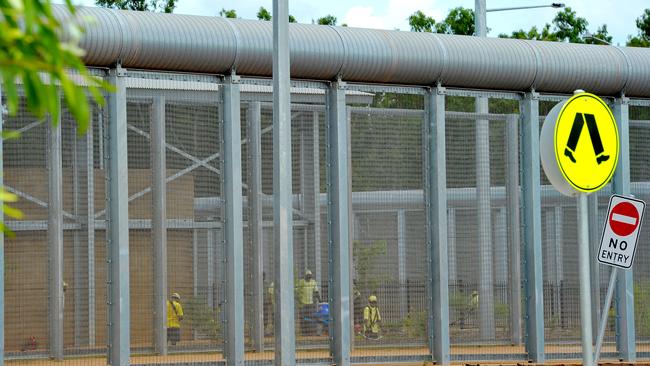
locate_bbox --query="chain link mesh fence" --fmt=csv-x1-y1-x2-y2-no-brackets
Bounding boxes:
3,74,650,365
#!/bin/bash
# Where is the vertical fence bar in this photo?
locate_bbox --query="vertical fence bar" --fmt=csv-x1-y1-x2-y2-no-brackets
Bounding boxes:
72,128,83,346
107,66,130,366
494,209,508,284
505,113,522,345
578,193,594,366
48,112,64,361
447,209,457,284
0,86,5,366
588,193,601,339
521,92,544,363
87,110,96,347
612,96,636,361
327,81,351,366
425,86,450,365
300,111,321,283
476,94,495,339
273,1,296,364
347,108,355,347
554,207,564,294
397,210,407,319
312,111,322,284
151,95,167,355
207,230,214,309
248,101,264,352
223,74,245,365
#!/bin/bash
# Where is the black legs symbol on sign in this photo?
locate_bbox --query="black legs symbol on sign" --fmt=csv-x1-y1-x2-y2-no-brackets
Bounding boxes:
563,113,610,165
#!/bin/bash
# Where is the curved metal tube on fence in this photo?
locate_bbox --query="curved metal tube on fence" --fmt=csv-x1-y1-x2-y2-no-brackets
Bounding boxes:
54,5,650,97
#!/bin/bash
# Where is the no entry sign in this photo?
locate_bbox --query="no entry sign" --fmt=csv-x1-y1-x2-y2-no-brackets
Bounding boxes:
598,195,646,269
609,201,640,236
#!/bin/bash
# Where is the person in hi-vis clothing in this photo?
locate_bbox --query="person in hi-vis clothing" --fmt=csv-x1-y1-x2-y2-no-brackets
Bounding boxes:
167,292,184,345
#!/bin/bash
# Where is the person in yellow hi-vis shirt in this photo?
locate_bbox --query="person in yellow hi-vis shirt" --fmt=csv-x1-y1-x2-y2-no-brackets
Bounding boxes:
295,269,320,335
363,295,381,339
167,292,184,345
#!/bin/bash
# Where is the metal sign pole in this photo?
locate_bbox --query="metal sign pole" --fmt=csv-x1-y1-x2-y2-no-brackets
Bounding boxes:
594,267,618,362
578,193,595,366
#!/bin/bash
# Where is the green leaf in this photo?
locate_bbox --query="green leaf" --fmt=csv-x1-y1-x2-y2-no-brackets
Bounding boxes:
3,203,23,219
1,130,21,140
0,189,19,202
2,73,19,116
0,222,16,238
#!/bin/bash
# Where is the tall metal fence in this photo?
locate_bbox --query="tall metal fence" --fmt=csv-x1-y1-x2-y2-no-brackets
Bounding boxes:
2,70,650,365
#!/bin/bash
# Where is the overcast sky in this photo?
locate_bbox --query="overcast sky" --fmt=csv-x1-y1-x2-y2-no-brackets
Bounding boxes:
68,0,648,46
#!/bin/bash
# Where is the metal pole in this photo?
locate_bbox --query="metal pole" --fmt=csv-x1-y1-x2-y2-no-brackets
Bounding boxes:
312,111,322,285
327,81,351,366
0,86,6,366
151,95,167,355
447,209,457,284
273,1,296,363
223,74,245,365
48,113,64,361
248,101,264,352
505,113,522,345
207,230,215,308
521,92,544,363
494,209,508,283
299,111,321,283
72,128,83,346
595,268,618,362
425,86,450,365
476,93,495,340
474,0,495,339
347,108,355,348
486,4,565,12
397,210,407,318
554,206,564,314
578,193,594,366
475,0,487,37
192,229,198,298
612,96,636,361
107,65,130,366
87,110,96,347
588,193,601,338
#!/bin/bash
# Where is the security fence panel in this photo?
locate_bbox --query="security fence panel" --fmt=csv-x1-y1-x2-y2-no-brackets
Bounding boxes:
630,103,650,354
239,82,330,363
537,97,584,360
121,73,225,364
5,77,650,366
4,99,52,356
3,94,108,363
348,87,428,359
165,90,223,359
446,94,521,356
125,98,155,350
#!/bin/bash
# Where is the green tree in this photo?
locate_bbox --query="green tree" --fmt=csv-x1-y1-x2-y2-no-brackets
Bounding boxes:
408,10,436,32
627,9,650,47
95,0,176,12
219,8,236,18
552,7,588,43
1,0,107,232
499,24,557,41
317,14,337,26
257,6,271,21
436,7,474,35
638,8,650,39
255,6,296,23
584,24,613,45
410,7,475,35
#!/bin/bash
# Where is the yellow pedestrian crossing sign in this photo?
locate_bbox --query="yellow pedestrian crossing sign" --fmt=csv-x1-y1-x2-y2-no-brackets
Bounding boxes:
541,92,619,196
